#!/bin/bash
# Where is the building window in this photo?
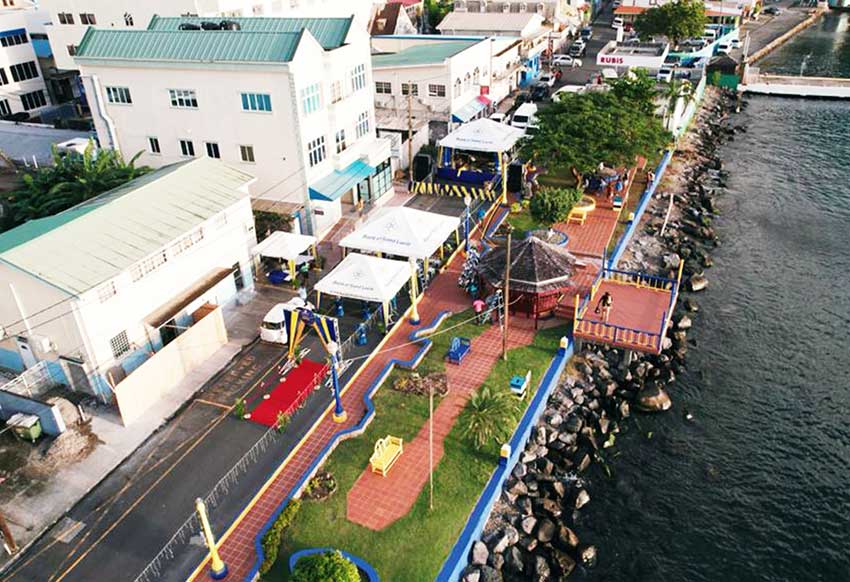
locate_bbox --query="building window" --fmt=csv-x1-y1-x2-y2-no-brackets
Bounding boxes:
130,250,167,282
252,4,264,14
169,89,198,109
79,13,96,25
335,129,346,154
57,12,74,25
453,78,461,98
401,83,418,97
0,99,10,117
0,31,28,47
67,45,77,56
240,92,272,112
300,83,321,115
124,12,134,26
356,111,370,139
463,73,471,91
179,139,195,157
171,229,204,256
110,331,130,359
375,81,392,95
97,281,117,303
351,64,366,92
10,61,39,82
0,69,8,86
473,67,480,85
148,137,160,154
372,159,391,198
330,80,342,103
240,145,255,163
307,136,325,167
428,84,446,97
105,86,132,104
20,90,46,111
206,142,221,159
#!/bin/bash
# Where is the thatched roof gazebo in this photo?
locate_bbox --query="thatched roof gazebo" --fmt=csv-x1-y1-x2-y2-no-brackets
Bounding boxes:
477,235,581,322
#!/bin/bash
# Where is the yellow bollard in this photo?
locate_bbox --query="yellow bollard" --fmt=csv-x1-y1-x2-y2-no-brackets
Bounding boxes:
409,258,420,324
195,498,228,579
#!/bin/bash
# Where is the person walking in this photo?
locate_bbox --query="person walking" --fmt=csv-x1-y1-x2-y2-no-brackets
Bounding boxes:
595,291,614,323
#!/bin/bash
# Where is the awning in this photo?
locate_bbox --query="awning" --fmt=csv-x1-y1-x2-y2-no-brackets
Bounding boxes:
308,160,375,202
451,95,491,124
144,267,232,329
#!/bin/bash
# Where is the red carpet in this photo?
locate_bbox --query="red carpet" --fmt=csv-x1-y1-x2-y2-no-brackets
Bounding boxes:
249,359,328,427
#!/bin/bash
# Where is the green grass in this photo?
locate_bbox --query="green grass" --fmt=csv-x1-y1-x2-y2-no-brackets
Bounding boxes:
504,208,550,235
269,321,569,582
537,167,577,189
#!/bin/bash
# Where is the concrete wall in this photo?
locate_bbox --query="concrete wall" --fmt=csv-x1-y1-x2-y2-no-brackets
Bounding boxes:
113,306,227,425
0,390,67,435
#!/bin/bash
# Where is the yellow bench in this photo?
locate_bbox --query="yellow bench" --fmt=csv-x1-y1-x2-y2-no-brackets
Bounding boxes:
567,195,597,225
369,435,404,477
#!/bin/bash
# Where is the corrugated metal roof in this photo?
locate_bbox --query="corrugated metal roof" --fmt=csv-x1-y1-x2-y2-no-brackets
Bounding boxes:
75,29,304,64
147,16,353,50
0,158,254,295
372,40,479,68
436,11,542,33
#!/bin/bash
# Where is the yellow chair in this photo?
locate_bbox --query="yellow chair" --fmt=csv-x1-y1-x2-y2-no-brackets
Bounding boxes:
369,435,404,477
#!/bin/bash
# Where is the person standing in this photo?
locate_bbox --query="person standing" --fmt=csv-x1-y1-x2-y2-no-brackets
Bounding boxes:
595,291,614,323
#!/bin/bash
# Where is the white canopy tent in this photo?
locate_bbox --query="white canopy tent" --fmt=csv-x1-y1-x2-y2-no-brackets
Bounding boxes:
438,118,525,153
252,230,318,280
339,206,461,260
314,252,410,304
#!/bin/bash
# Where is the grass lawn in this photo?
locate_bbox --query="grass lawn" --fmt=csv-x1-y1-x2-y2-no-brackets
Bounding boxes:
270,318,570,582
504,207,550,235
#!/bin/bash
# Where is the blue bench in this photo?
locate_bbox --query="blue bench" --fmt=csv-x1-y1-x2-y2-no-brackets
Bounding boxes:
446,337,471,365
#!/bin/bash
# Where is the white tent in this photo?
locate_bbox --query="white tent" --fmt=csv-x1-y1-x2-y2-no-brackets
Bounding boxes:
339,206,461,260
252,230,317,261
314,253,410,304
438,118,525,153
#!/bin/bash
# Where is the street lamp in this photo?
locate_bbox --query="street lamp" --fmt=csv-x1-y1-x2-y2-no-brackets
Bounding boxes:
327,341,346,423
195,498,228,580
464,194,472,252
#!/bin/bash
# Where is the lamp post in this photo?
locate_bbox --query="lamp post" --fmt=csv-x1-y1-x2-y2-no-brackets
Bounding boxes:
409,257,420,325
327,341,346,423
464,194,472,252
195,498,228,580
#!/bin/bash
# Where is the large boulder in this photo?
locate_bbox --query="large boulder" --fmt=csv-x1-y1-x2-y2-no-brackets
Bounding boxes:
690,274,708,291
536,518,556,543
492,525,519,554
575,489,591,510
635,385,673,412
557,524,580,549
471,541,489,566
534,555,551,580
520,515,537,535
479,565,503,582
503,546,525,574
580,545,598,568
550,548,577,578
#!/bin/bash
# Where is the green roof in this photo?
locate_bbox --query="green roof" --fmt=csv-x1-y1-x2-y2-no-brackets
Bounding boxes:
147,16,353,50
371,40,479,68
0,158,255,295
76,29,305,64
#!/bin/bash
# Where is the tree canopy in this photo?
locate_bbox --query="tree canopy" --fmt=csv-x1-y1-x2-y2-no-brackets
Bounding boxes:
520,90,671,181
635,0,708,47
291,550,359,582
4,140,150,228
424,0,452,30
608,69,659,115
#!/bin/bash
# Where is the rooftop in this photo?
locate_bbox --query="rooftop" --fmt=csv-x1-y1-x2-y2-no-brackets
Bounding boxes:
436,11,543,33
0,122,90,166
0,158,254,295
603,41,668,57
372,39,480,68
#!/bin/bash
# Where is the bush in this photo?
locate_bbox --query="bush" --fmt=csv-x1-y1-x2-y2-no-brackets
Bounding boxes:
529,187,584,224
291,550,359,582
459,386,515,450
258,499,301,575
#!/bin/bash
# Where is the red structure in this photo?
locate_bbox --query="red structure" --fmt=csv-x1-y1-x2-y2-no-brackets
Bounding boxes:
249,359,328,427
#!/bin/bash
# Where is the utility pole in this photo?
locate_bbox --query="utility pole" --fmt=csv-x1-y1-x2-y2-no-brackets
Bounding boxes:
429,381,434,511
502,224,513,361
407,80,414,178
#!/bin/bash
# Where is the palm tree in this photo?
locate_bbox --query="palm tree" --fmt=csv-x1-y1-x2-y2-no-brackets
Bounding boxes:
460,386,515,450
6,140,150,226
661,79,683,130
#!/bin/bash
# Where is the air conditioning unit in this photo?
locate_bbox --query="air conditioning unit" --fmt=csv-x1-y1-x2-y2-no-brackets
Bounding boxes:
31,335,55,354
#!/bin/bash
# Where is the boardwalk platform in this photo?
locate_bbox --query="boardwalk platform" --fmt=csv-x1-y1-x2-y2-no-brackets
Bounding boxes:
741,70,850,99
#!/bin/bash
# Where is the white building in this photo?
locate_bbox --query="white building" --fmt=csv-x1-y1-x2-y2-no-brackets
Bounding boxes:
0,158,256,407
75,16,393,237
452,0,585,30
40,0,375,71
0,2,50,119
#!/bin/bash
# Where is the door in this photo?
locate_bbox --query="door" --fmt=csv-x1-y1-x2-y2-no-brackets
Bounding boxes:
357,178,372,205
160,320,178,347
232,262,245,291
15,336,37,369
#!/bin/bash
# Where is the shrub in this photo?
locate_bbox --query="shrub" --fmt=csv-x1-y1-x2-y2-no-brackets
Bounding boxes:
292,550,359,582
529,187,584,224
459,386,515,450
232,398,246,419
258,499,301,575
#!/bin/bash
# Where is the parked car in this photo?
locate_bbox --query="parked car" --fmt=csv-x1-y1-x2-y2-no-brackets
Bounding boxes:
530,84,551,101
552,54,582,67
763,6,782,14
717,38,741,53
580,27,593,40
613,0,622,6
489,112,507,124
569,40,587,57
511,102,538,130
657,68,673,83
538,73,557,88
551,85,585,101
612,17,624,29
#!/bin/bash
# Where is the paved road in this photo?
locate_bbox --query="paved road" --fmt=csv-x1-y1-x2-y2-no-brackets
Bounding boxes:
556,4,621,87
730,0,812,62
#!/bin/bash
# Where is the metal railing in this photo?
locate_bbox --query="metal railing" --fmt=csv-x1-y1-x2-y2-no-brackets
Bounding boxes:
0,361,62,398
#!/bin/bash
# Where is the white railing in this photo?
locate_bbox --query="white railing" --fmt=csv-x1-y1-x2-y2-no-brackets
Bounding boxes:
0,361,62,398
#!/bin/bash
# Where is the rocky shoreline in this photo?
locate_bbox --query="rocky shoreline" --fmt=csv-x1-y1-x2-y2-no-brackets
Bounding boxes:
462,87,742,582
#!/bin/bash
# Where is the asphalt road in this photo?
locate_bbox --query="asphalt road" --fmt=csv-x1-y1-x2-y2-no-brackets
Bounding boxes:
729,0,811,62
556,4,621,87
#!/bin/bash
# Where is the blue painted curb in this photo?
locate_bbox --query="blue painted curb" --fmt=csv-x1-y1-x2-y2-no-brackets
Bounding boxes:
288,547,379,582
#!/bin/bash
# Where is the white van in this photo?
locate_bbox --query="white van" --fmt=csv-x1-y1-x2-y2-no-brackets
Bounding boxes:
511,102,538,131
260,303,289,344
702,28,718,42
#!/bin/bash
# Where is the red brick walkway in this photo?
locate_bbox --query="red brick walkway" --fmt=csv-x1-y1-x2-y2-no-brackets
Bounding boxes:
190,207,499,581
346,319,537,530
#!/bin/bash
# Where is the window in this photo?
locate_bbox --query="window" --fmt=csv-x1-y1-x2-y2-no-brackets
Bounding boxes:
300,83,321,115
428,84,446,97
307,136,325,167
10,61,39,82
171,229,204,256
110,331,130,359
473,67,480,85
105,86,132,104
335,129,346,154
97,281,117,303
330,80,342,104
57,12,74,24
206,142,221,159
169,89,198,108
148,137,160,154
0,69,7,86
252,4,264,14
0,99,10,117
179,139,195,157
453,78,461,98
401,83,418,96
124,12,134,26
67,45,77,56
20,90,46,111
372,159,391,198
240,92,272,112
79,13,96,25
0,31,28,47
130,250,167,282
356,111,370,139
350,64,366,92
375,81,392,95
463,73,471,91
239,145,255,163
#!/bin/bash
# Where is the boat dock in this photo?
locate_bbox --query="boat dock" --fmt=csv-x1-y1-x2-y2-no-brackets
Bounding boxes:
740,68,850,99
